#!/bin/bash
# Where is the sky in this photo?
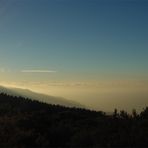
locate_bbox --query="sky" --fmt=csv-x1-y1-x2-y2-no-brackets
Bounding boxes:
0,0,148,112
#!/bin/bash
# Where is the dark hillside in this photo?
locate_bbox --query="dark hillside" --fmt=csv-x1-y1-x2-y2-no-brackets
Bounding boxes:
0,93,148,147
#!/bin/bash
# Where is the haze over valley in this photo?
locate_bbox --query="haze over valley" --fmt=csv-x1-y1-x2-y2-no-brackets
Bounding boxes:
1,80,148,112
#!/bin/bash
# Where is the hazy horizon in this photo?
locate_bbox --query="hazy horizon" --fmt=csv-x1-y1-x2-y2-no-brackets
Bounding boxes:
0,0,148,112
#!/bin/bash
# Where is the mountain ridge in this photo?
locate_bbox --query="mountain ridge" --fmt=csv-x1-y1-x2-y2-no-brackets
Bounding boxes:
0,85,84,108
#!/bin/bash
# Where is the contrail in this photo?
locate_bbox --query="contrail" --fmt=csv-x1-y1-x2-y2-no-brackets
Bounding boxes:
21,70,57,73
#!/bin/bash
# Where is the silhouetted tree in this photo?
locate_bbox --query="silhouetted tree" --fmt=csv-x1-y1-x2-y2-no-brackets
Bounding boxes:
113,108,118,118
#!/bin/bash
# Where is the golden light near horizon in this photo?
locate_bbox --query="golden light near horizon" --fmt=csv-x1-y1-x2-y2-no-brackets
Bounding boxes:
1,76,148,112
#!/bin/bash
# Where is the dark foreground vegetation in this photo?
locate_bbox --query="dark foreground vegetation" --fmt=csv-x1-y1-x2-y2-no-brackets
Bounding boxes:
0,93,148,147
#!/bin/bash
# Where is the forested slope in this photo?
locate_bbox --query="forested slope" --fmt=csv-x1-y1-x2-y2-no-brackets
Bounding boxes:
0,93,148,147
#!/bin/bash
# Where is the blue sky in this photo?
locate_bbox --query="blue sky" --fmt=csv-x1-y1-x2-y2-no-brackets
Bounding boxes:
0,0,148,81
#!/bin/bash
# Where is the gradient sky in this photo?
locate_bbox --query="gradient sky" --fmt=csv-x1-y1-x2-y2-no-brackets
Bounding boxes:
0,0,148,112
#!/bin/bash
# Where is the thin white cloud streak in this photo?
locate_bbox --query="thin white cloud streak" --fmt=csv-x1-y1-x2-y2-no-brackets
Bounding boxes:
21,70,57,73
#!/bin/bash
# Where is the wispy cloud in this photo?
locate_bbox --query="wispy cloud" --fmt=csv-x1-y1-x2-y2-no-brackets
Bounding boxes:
21,70,57,73
0,68,5,73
